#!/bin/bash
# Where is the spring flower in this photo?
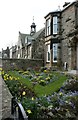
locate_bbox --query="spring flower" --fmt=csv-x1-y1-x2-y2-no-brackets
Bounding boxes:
9,76,13,80
43,70,47,73
46,77,50,81
1,71,4,75
22,91,26,96
65,101,68,103
27,110,32,114
59,92,63,96
48,105,53,110
0,68,2,71
4,78,7,80
32,97,34,101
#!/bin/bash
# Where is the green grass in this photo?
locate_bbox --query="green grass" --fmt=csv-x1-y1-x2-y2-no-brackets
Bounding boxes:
8,71,67,97
34,75,67,97
8,71,33,89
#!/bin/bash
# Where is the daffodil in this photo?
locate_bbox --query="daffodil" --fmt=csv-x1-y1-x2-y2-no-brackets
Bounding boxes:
9,76,13,80
32,97,34,101
59,92,63,96
4,78,7,80
1,71,4,75
0,68,2,71
22,91,26,96
44,70,47,73
27,110,32,114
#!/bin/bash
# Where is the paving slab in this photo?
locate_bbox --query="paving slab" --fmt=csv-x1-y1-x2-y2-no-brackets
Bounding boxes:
0,75,2,120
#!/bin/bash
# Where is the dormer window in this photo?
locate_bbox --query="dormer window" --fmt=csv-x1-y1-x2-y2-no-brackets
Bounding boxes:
46,18,51,36
53,16,58,34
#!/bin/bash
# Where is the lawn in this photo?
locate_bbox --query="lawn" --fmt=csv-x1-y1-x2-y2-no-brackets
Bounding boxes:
8,70,67,97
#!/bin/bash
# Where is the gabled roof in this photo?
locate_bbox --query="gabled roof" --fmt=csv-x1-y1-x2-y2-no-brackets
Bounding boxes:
19,27,45,47
32,27,45,39
19,32,30,46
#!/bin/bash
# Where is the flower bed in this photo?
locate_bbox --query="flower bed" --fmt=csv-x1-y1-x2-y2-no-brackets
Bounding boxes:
0,68,78,120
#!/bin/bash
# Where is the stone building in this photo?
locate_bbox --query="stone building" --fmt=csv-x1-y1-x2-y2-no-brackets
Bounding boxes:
0,51,2,59
2,47,10,59
17,21,45,59
44,0,78,71
10,45,17,58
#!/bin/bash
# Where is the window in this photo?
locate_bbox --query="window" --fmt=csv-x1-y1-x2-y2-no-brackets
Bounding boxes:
28,46,31,59
53,16,58,34
25,37,28,44
46,19,51,36
53,44,58,62
46,44,50,62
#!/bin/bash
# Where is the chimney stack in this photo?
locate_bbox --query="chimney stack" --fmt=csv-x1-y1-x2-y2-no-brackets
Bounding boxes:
63,2,70,8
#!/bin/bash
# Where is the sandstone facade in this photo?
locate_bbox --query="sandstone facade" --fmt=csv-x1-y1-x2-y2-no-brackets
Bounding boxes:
44,1,78,71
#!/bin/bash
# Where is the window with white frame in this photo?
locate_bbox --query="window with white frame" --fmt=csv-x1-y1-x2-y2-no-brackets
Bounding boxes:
46,18,51,36
53,43,58,62
46,44,50,62
53,16,58,34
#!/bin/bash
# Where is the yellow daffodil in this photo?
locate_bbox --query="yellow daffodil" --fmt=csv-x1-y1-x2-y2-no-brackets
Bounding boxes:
9,76,13,80
4,78,7,80
1,71,4,75
27,110,32,114
59,92,63,96
32,97,34,101
0,68,2,71
22,91,26,96
44,70,47,73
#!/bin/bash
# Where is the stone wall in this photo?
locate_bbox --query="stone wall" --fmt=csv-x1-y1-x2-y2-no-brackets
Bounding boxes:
2,59,44,71
61,4,76,70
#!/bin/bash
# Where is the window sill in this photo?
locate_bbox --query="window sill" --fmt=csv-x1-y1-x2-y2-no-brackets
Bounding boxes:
46,61,50,63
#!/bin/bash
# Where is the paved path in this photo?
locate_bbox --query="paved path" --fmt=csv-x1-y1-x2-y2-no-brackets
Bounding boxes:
0,59,2,119
0,76,2,120
0,59,12,119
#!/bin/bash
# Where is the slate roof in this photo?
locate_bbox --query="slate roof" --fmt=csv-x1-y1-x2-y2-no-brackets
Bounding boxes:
32,27,45,39
19,32,30,46
19,27,45,47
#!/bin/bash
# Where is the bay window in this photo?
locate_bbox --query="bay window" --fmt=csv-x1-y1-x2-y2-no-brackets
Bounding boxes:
53,16,58,34
46,18,51,36
53,43,58,62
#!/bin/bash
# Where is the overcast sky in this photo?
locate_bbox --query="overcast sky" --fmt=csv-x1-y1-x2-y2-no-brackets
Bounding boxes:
0,0,74,51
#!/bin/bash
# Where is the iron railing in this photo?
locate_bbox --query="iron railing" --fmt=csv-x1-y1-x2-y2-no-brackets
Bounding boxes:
11,97,28,120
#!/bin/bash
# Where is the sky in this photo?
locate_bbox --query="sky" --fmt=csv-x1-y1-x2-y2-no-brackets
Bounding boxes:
0,0,74,51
